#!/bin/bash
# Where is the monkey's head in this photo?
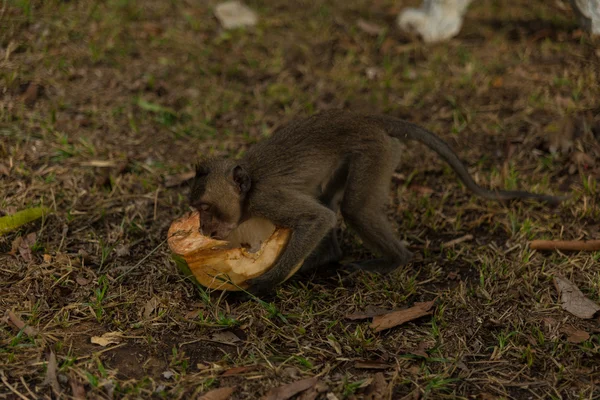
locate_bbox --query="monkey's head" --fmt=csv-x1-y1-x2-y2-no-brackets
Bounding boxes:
189,158,251,240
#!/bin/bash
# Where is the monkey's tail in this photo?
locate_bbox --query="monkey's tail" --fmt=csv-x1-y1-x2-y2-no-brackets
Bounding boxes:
370,115,568,205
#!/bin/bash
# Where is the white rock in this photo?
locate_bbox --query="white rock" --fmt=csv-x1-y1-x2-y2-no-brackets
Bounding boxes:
569,0,600,34
398,0,600,42
397,0,473,43
214,1,258,29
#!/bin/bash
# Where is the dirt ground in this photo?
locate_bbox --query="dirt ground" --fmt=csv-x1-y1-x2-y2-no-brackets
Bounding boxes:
1,0,600,399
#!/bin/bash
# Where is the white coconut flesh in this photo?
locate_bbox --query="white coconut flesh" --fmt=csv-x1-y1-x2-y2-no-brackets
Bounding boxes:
167,211,298,291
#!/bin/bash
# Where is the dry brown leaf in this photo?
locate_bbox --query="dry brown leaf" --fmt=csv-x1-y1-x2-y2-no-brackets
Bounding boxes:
91,331,123,346
491,76,503,88
554,275,600,319
345,306,392,320
408,184,434,195
43,351,61,394
210,331,241,344
357,19,384,36
354,361,393,370
143,297,159,319
69,373,86,400
221,366,257,376
297,381,329,400
5,310,38,336
571,151,594,167
363,372,388,400
262,377,319,400
10,236,22,256
76,276,91,286
0,163,10,176
560,326,590,343
371,301,435,332
21,82,40,106
198,386,236,400
18,232,37,262
545,118,574,154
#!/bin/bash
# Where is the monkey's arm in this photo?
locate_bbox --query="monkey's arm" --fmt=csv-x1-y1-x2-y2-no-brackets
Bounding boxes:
247,190,337,295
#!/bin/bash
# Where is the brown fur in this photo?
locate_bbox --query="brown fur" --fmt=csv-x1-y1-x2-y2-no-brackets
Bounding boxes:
189,110,566,294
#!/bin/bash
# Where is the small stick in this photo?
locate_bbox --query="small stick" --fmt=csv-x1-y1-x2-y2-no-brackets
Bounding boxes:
441,234,474,248
529,240,600,252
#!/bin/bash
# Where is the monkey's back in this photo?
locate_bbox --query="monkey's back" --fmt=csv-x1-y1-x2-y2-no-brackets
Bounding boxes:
242,110,392,195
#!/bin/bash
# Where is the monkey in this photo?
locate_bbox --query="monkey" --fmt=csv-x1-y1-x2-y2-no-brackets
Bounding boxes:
189,109,566,295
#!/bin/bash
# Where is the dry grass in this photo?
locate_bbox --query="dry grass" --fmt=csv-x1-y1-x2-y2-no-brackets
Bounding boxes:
1,0,599,399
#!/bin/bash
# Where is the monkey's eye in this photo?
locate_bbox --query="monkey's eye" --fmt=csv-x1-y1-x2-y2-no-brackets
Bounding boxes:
198,203,211,211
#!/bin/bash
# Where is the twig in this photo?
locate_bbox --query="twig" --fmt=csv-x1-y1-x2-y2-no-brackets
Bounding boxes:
529,240,600,252
441,234,474,248
116,238,167,280
0,370,30,400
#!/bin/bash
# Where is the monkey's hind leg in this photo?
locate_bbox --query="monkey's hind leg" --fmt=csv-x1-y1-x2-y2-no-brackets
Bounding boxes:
341,150,413,275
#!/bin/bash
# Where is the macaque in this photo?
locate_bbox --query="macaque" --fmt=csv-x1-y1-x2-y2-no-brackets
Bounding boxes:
189,110,565,295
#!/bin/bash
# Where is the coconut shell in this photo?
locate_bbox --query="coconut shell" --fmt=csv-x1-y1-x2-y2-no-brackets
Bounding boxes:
167,211,301,291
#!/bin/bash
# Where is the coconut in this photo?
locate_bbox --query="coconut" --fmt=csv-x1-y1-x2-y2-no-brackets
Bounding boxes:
167,211,302,291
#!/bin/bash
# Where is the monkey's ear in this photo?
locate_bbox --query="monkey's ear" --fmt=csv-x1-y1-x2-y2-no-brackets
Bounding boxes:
232,165,251,194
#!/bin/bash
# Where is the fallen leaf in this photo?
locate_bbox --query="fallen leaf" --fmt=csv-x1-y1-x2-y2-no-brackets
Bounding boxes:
164,171,195,188
143,297,159,319
410,340,434,358
354,361,393,370
408,184,434,195
554,275,600,319
222,366,256,376
297,381,329,400
21,82,40,106
560,326,590,343
262,377,319,400
210,331,241,344
214,1,258,29
90,331,123,346
545,117,574,154
371,300,435,332
363,372,387,400
345,306,392,320
69,373,86,400
162,370,174,379
0,163,10,176
18,232,37,262
43,351,61,394
5,310,38,336
198,386,236,400
571,151,594,167
141,22,164,37
491,76,503,88
76,276,91,286
9,236,22,256
357,19,383,36
446,271,460,280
